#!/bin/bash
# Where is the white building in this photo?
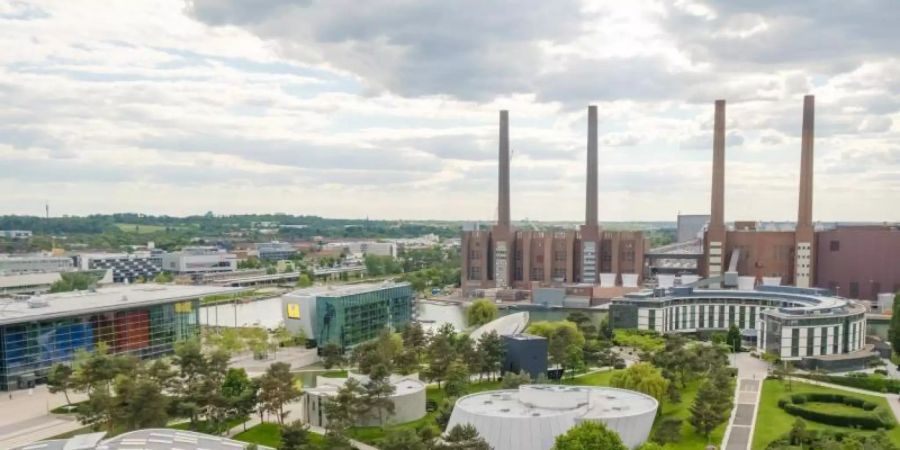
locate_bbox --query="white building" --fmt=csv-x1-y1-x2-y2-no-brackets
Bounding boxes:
0,254,73,274
447,385,658,450
303,372,426,427
324,241,398,258
160,247,236,275
0,230,32,240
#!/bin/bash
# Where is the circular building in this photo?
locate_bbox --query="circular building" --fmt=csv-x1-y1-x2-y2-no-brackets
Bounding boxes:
303,372,426,427
446,384,658,450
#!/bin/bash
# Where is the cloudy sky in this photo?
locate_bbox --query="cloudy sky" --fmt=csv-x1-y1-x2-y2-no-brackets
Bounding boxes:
0,0,897,221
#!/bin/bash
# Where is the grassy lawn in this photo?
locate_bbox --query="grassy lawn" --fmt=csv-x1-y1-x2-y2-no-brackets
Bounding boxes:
168,417,247,434
655,379,726,450
234,422,325,448
114,223,168,233
751,379,900,450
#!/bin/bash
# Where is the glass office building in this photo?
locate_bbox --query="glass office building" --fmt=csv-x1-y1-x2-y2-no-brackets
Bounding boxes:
0,284,240,390
283,282,414,349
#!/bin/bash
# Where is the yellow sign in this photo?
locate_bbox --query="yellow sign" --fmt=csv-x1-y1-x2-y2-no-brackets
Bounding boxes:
174,301,193,313
286,304,301,319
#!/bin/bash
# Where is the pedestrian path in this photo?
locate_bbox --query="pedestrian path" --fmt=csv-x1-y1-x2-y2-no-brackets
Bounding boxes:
722,353,769,450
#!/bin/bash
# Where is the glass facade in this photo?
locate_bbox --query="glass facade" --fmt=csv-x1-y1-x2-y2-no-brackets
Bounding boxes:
0,299,199,391
315,284,414,349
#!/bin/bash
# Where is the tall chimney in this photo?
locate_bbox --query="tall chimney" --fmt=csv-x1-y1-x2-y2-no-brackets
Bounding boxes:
798,95,814,230
586,105,598,228
706,100,727,284
498,110,510,228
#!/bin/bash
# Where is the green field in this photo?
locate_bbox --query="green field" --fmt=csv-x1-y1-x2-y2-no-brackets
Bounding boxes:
114,223,168,233
234,422,325,448
751,379,900,449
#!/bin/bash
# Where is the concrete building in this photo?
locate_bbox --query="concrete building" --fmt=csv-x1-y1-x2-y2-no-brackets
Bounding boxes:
611,285,870,370
0,284,242,390
10,429,273,450
0,230,32,240
160,247,237,276
502,334,548,379
676,215,709,242
325,241,398,258
815,225,900,300
303,372,426,427
446,384,658,450
282,282,414,349
256,241,297,261
0,254,73,274
74,252,163,283
462,108,647,297
0,272,63,296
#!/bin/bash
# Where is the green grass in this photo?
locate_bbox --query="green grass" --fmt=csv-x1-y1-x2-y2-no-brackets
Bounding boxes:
114,223,168,234
168,417,246,434
751,379,900,450
657,379,727,450
233,422,325,448
613,329,666,353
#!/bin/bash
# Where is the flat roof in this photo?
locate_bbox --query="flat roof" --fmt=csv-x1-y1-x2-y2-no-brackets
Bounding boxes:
0,284,244,325
285,281,410,299
455,385,657,419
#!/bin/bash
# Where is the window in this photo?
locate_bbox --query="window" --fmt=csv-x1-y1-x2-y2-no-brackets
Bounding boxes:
820,327,828,355
718,305,725,328
791,328,800,357
674,307,680,330
806,328,814,356
829,240,840,251
648,309,656,331
749,306,756,329
689,305,696,329
849,282,859,298
833,326,840,354
699,305,705,328
728,306,735,327
739,306,746,329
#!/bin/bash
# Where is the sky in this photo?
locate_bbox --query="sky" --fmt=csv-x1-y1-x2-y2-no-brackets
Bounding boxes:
0,0,897,222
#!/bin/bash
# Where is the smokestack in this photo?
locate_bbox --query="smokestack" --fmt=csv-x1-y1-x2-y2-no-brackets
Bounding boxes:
498,110,510,228
798,95,814,228
710,100,726,233
586,105,598,228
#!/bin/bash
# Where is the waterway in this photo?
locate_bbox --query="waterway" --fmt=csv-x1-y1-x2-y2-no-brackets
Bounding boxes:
199,297,608,331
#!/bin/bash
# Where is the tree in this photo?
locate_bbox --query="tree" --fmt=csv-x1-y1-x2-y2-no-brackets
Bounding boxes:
434,424,491,450
280,420,311,450
434,397,456,431
637,443,664,450
401,322,427,357
425,324,457,388
49,272,98,293
566,312,597,339
47,363,75,405
296,273,313,288
610,363,669,403
322,343,347,370
689,377,725,439
650,419,682,445
444,360,470,398
527,321,585,374
153,271,174,283
113,375,169,430
890,293,900,354
395,348,420,375
381,429,427,450
477,331,505,381
726,325,742,352
353,328,402,375
258,362,301,424
552,421,627,450
362,364,396,425
466,299,498,327
222,368,258,430
501,370,532,389
322,378,366,441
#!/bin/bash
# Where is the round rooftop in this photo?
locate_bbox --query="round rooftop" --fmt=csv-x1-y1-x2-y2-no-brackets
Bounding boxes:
453,385,658,420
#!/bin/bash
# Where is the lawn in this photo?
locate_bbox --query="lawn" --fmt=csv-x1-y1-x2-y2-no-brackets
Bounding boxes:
234,422,325,448
168,417,247,434
114,223,168,234
751,379,900,450
655,378,727,450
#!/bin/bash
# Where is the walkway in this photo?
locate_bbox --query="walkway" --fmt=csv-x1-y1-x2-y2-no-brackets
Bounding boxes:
722,353,768,450
0,386,87,449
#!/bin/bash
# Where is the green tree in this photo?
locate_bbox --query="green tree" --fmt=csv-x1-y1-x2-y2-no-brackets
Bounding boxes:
221,368,258,431
322,378,366,442
890,293,900,355
726,325,742,352
527,321,586,374
47,363,75,405
689,377,725,439
280,420,311,450
552,421,627,450
425,324,457,388
501,370,532,389
434,424,491,450
477,330,505,381
466,299,498,327
566,312,597,338
637,443,665,450
321,343,347,370
49,272,99,293
113,375,169,430
381,429,427,450
258,362,301,424
610,362,669,403
362,364,396,425
152,271,174,283
296,273,313,288
444,359,470,398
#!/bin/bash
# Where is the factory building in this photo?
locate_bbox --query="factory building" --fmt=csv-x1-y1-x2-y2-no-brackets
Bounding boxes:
461,108,647,297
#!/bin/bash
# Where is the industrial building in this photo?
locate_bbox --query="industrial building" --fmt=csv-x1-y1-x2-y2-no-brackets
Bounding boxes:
160,247,237,276
255,241,297,261
446,384,658,450
815,225,900,301
0,254,73,274
74,252,163,283
0,284,241,390
611,285,870,370
461,108,647,297
281,282,414,349
303,372,426,427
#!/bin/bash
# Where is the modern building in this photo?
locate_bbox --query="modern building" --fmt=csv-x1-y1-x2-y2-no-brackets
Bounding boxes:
160,247,237,276
0,284,242,390
325,241,398,258
256,241,297,261
0,254,74,274
0,272,64,296
676,215,709,243
502,334,548,379
461,108,647,297
303,372,426,427
469,311,529,341
281,282,414,349
610,285,870,370
446,384,658,450
10,429,273,450
815,225,900,300
0,230,32,240
74,252,163,283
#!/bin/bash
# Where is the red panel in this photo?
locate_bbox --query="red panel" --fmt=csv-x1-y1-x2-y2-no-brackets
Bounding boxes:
114,310,150,351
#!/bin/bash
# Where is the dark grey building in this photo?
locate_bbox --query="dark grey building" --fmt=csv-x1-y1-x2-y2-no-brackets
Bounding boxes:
75,253,163,283
502,334,548,379
256,242,297,261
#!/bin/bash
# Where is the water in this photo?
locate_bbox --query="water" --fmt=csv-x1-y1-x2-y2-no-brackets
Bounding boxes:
199,296,607,332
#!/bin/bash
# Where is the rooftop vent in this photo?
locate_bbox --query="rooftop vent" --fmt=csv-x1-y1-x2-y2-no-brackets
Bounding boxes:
500,408,510,412
27,297,49,308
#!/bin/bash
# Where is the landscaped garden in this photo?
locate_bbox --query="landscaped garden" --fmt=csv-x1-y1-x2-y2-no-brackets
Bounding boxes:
751,379,900,449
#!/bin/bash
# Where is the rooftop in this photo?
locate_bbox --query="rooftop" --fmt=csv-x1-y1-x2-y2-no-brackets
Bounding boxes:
11,429,272,450
0,284,244,325
285,281,410,298
454,385,658,419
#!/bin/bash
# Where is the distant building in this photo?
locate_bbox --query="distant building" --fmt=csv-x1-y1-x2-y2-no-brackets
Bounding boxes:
0,272,63,296
282,282,414,349
676,214,708,242
325,241,398,258
0,230,32,240
0,254,73,274
303,372,426,427
815,225,900,300
74,252,163,283
502,334,548,379
256,241,297,261
0,284,241,390
161,247,237,276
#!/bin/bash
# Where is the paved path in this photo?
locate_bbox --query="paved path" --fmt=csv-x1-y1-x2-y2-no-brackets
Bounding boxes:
722,353,769,450
0,386,88,449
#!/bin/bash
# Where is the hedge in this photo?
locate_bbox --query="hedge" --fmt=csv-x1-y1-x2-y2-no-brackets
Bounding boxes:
794,373,900,394
777,393,894,430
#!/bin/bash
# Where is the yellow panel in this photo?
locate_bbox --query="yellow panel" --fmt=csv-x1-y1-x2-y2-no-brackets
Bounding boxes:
286,304,301,319
175,301,193,313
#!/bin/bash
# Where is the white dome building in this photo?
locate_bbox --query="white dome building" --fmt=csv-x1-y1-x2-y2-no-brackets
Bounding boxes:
446,384,658,450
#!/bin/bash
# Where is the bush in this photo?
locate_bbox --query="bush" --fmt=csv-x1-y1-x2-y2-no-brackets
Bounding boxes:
650,419,682,444
778,393,894,430
794,373,900,394
875,369,888,376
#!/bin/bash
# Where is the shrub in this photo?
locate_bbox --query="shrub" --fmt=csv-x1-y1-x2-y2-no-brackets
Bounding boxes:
651,419,682,444
794,373,900,394
777,393,894,430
